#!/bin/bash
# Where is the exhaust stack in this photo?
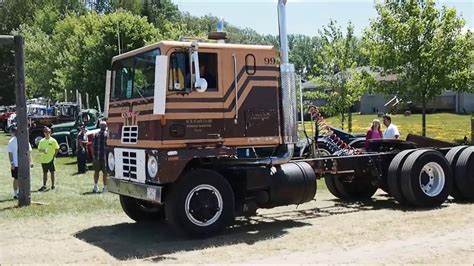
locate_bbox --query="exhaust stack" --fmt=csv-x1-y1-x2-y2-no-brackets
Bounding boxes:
225,0,297,166
273,0,297,164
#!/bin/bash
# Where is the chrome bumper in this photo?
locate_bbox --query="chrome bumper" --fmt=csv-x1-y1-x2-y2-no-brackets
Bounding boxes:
107,177,163,204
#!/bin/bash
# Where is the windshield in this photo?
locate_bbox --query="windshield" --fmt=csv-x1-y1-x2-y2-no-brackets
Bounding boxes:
112,48,160,101
27,106,47,116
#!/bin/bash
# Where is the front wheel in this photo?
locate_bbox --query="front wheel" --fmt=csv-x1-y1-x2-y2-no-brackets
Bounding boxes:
120,195,165,222
165,169,235,238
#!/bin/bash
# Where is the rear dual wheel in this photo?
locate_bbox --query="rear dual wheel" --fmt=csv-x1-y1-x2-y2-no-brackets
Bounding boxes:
447,146,474,201
445,146,468,200
399,150,452,207
325,175,378,201
387,149,416,205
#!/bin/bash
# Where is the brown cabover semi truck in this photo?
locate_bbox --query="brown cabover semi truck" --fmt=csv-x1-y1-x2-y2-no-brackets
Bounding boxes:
105,0,474,237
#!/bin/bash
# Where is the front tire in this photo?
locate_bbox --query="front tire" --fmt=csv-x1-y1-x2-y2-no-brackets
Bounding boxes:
120,195,165,222
165,169,235,238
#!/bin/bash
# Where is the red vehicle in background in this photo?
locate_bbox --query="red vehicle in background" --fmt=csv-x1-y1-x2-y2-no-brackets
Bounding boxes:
85,128,99,162
0,107,15,133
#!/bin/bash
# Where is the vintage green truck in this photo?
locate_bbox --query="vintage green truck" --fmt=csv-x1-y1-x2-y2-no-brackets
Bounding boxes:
51,109,102,156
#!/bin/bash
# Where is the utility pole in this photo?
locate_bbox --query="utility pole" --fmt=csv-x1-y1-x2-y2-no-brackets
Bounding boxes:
85,92,89,109
96,95,102,113
0,35,31,206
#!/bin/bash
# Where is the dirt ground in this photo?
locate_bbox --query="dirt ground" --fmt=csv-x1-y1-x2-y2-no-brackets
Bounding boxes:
1,189,473,264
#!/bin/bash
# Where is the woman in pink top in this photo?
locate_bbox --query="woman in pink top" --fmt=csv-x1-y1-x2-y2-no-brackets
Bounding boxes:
365,119,383,148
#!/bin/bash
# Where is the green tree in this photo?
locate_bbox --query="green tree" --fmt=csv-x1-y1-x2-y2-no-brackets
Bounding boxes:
50,11,160,102
288,35,320,78
16,24,56,99
0,46,15,105
314,20,367,131
88,0,142,14
364,0,474,136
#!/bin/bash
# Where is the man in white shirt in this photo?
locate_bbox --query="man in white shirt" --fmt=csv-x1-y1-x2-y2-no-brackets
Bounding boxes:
7,126,33,199
383,115,400,139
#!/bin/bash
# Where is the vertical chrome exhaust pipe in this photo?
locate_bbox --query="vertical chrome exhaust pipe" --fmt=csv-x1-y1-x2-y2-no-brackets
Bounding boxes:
231,0,296,166
274,0,297,165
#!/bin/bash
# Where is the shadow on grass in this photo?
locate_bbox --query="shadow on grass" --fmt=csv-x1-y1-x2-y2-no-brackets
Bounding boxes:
81,191,103,195
0,198,16,203
327,196,450,212
74,194,458,261
0,205,19,211
75,218,309,261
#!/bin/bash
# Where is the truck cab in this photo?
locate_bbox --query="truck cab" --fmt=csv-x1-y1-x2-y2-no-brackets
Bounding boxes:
103,36,317,237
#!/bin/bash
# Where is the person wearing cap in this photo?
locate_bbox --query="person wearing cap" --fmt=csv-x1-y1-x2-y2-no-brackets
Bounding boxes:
7,126,33,199
37,126,60,191
92,120,108,193
76,125,88,174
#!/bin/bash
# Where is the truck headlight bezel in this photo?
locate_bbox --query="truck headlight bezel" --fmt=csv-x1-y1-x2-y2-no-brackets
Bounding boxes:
147,155,158,178
107,152,115,171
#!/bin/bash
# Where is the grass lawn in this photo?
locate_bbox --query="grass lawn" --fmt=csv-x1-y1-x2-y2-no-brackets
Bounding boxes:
0,113,471,218
0,132,121,219
301,113,473,143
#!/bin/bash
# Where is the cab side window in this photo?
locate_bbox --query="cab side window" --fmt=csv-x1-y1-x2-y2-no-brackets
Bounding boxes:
168,52,218,92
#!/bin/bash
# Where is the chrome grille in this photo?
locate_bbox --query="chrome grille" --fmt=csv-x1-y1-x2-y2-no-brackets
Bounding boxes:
122,126,138,144
122,151,137,180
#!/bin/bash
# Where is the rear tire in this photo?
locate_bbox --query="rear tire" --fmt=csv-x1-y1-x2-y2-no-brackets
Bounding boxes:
453,147,474,201
29,131,43,148
332,176,378,201
58,143,69,156
400,150,452,207
119,195,165,222
324,175,343,199
445,146,468,200
387,149,416,205
165,169,235,238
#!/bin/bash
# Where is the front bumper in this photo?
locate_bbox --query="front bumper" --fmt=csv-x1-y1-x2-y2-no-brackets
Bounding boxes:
107,177,163,204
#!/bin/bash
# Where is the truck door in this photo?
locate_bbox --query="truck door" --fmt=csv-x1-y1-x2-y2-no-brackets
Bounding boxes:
164,50,224,146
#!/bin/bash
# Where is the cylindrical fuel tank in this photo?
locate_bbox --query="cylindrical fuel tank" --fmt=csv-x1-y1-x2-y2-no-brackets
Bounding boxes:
264,161,317,208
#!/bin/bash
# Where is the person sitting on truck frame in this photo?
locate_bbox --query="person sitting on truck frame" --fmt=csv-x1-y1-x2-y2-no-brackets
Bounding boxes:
365,119,383,148
382,115,400,139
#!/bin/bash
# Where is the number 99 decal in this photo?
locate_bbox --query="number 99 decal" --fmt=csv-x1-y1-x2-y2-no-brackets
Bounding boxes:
264,57,277,65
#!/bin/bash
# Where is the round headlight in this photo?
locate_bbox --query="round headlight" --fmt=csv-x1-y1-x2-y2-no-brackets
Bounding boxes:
147,155,158,178
108,152,115,171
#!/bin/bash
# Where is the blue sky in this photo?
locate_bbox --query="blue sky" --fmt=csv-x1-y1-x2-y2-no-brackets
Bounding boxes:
171,0,474,36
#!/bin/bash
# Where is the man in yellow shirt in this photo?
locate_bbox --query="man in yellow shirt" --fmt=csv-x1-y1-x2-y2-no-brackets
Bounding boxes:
38,127,60,191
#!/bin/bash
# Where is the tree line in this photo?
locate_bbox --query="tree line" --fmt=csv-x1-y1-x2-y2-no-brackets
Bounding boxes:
0,0,472,136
